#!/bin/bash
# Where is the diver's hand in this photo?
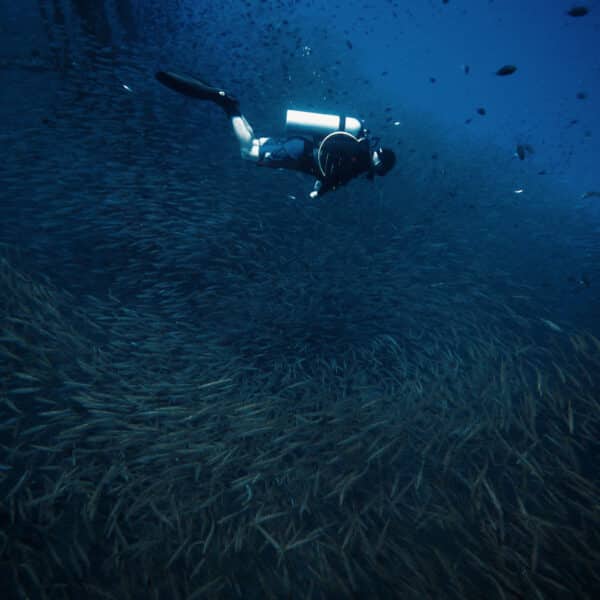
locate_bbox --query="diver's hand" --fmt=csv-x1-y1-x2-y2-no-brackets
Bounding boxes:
309,180,322,199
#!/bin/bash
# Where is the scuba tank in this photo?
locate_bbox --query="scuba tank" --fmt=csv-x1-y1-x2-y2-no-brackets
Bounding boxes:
285,109,364,140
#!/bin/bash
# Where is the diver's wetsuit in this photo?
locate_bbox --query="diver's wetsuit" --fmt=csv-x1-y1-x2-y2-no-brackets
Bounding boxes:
255,134,374,197
257,137,317,174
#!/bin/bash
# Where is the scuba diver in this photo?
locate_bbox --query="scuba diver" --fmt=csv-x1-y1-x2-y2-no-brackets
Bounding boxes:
155,71,396,199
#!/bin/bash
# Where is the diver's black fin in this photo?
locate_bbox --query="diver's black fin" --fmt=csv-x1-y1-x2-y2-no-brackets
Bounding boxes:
155,71,240,117
155,71,215,99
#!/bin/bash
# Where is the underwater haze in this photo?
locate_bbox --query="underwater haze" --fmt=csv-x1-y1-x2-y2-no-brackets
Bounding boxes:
1,1,599,599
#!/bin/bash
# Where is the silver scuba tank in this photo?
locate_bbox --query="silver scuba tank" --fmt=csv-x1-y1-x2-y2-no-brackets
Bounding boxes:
285,109,363,139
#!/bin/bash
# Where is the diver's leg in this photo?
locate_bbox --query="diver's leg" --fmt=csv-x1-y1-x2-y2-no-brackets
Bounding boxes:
155,72,267,161
231,115,268,161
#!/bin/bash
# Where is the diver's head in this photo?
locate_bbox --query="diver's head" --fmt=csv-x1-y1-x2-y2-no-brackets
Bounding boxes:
372,147,396,176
